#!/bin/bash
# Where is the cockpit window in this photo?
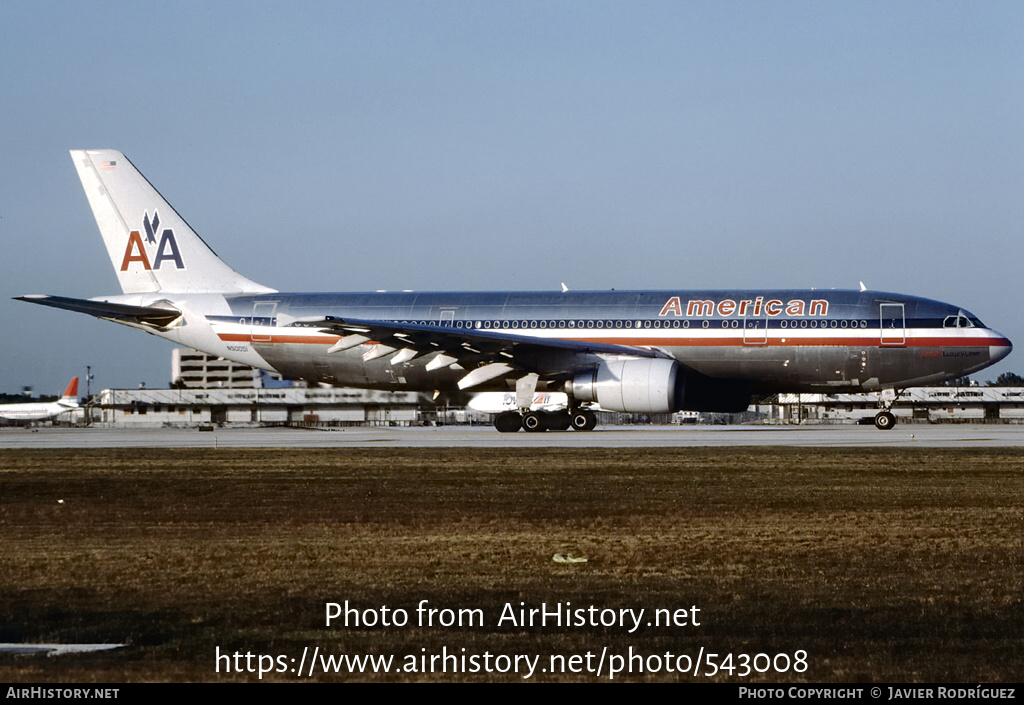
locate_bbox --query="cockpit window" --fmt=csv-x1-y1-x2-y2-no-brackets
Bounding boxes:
943,314,979,328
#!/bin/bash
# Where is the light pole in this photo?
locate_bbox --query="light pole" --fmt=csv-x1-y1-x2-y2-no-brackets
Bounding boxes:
85,366,94,425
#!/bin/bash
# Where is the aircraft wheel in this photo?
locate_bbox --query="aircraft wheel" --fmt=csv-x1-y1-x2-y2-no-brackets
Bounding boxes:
546,411,571,432
494,412,522,433
874,411,896,430
570,409,597,432
522,411,547,432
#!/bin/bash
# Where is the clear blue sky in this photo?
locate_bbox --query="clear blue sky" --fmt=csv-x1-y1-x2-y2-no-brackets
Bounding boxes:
2,1,1022,394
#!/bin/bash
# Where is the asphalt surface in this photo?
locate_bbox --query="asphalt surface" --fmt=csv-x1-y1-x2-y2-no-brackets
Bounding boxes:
2,424,1023,448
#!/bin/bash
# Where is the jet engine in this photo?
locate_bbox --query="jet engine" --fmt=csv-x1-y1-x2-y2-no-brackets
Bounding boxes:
569,358,680,413
569,358,754,414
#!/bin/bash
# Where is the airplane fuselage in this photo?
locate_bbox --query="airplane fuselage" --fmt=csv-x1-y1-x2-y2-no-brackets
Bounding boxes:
0,402,76,422
0,378,79,423
111,288,1010,397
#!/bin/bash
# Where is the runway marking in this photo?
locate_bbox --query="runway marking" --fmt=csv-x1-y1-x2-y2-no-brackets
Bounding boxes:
3,426,1024,449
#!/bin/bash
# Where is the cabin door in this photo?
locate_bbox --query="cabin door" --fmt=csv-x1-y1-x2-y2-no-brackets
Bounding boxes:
251,302,278,343
437,308,456,327
879,303,905,346
743,311,768,345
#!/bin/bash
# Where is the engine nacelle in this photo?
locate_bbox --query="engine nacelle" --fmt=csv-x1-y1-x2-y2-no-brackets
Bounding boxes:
570,358,680,413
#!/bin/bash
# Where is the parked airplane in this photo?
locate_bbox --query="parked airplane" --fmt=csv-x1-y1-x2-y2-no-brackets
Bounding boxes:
468,391,572,420
16,150,1012,431
0,378,79,423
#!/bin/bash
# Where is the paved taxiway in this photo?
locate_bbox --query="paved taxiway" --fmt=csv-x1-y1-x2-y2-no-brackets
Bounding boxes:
1,424,1023,448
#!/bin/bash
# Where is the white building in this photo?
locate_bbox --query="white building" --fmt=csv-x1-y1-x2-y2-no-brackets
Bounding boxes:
172,348,283,388
776,387,1024,424
94,386,420,427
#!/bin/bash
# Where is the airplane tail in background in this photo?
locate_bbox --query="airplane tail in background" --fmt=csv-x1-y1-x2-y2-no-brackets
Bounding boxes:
70,149,276,295
59,377,79,404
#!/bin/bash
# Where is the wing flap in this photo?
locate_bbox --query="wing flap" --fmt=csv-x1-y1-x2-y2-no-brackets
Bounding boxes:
294,316,667,359
290,315,669,390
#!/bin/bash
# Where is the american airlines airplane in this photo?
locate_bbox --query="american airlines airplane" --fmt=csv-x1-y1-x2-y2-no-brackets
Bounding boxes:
16,150,1012,432
0,378,79,423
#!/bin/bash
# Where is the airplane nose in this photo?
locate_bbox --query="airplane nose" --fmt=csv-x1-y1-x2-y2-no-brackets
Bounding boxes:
990,335,1012,364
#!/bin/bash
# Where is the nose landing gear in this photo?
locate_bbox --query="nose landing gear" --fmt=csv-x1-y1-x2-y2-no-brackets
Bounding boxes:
873,410,896,430
872,389,903,430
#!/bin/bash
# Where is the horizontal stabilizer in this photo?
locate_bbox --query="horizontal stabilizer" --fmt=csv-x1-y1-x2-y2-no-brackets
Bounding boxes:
15,294,181,328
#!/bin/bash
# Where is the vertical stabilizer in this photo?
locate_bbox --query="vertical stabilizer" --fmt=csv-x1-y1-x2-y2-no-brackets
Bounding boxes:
70,149,275,294
60,377,79,401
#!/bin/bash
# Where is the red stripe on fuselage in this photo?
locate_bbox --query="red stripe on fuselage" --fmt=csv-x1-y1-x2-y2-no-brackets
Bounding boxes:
217,333,1008,348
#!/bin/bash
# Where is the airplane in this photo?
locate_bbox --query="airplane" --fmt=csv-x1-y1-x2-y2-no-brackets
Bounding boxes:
469,391,571,415
16,149,1013,432
0,378,79,423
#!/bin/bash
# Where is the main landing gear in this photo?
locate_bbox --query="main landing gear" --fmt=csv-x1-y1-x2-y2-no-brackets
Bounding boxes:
494,408,597,433
569,409,597,432
494,412,523,433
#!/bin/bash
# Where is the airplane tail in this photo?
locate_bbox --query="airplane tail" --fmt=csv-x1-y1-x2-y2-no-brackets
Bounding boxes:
60,377,79,402
70,150,275,295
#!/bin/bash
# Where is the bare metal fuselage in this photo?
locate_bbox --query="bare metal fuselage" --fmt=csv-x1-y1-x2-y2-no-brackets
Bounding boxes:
155,288,1010,397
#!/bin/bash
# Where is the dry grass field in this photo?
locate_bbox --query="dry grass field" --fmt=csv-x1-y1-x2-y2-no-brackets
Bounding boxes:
0,447,1020,682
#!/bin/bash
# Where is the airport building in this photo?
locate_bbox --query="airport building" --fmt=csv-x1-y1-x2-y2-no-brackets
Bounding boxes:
93,386,420,427
775,387,1024,424
69,348,415,426
83,386,1024,428
172,348,291,388
30,349,1024,428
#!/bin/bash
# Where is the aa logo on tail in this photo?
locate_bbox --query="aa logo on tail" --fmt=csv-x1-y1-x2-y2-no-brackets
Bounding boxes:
120,212,184,271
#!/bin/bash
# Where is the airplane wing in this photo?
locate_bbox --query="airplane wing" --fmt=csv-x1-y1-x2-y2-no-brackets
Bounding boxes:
14,295,182,329
293,316,669,389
